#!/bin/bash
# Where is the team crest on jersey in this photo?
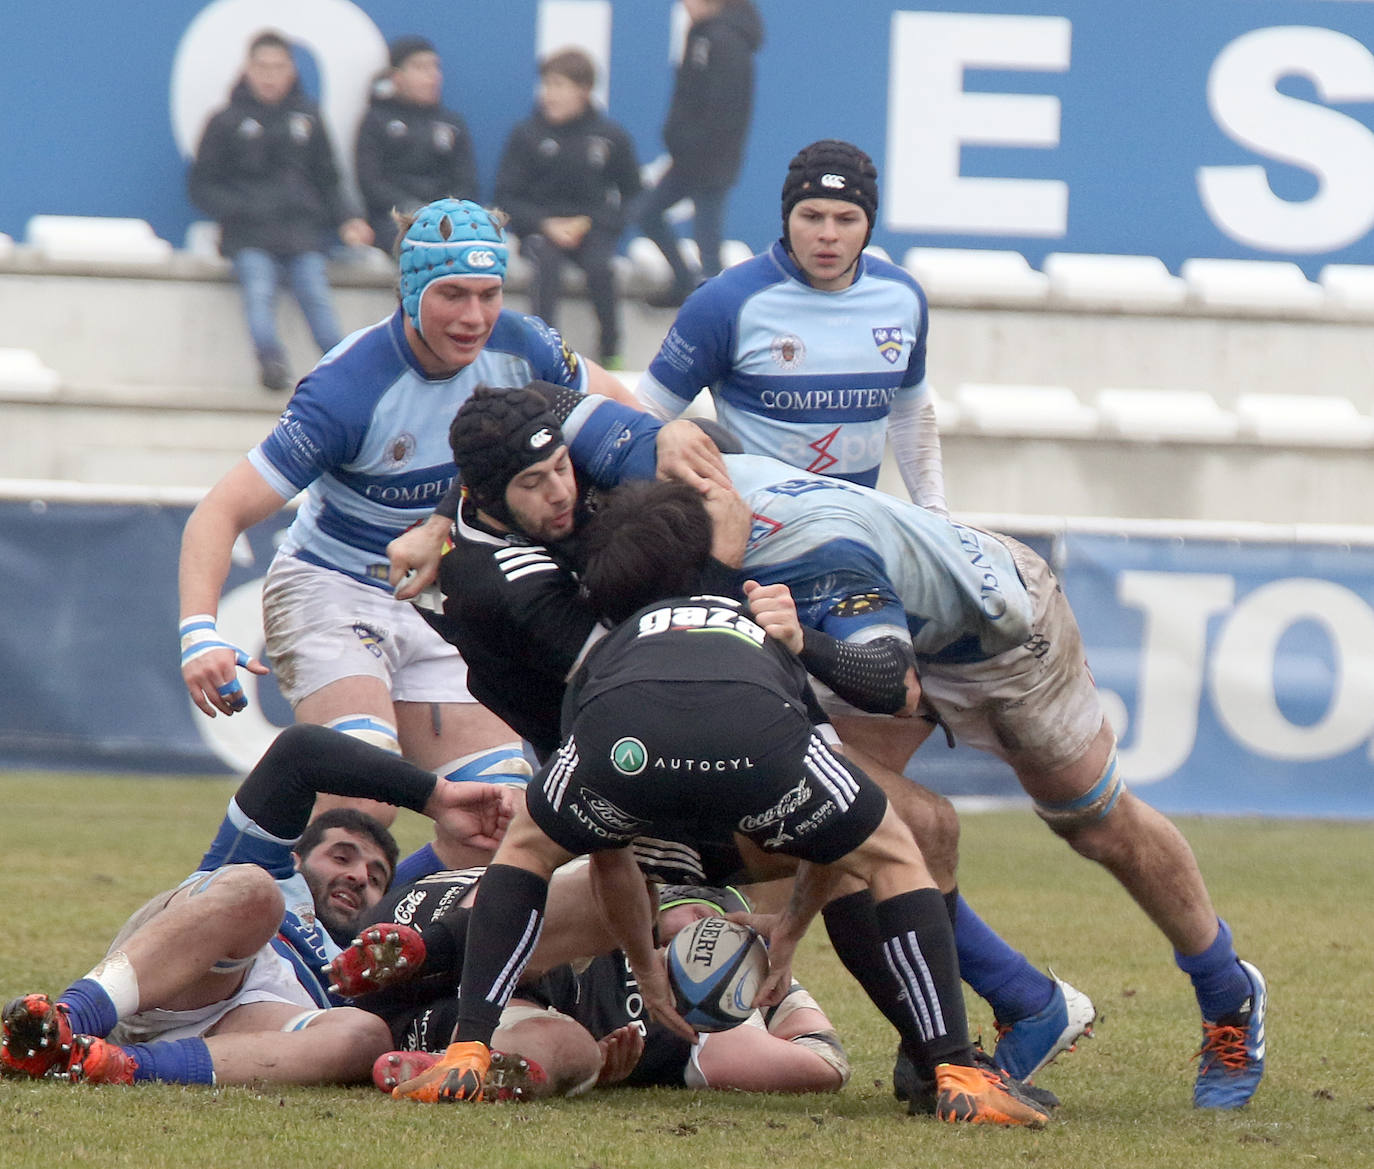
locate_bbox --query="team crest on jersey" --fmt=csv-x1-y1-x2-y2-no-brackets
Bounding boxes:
872,327,903,364
288,113,313,143
433,123,455,151
385,432,417,468
770,333,806,369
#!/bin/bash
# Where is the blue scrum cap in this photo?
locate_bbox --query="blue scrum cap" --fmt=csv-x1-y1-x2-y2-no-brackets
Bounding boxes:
398,198,508,332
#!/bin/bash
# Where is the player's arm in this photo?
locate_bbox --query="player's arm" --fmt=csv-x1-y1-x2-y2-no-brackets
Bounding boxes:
743,580,921,716
888,384,948,516
200,724,510,876
178,458,286,717
590,850,697,1043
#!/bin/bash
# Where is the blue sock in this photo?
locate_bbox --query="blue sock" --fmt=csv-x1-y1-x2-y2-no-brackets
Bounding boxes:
128,1037,215,1084
57,979,120,1037
1175,918,1250,1021
393,842,443,886
953,893,1055,1022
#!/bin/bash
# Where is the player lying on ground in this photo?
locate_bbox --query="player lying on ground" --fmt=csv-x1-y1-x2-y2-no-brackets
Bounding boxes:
344,879,848,1097
385,384,1096,1102
0,725,509,1086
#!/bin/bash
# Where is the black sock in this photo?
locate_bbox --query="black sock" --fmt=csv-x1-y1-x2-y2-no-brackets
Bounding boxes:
453,864,549,1046
876,888,971,1068
822,890,914,1040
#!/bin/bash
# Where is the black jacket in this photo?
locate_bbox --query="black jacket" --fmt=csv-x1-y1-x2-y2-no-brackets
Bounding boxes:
494,105,641,240
188,78,356,257
355,88,478,251
663,0,763,188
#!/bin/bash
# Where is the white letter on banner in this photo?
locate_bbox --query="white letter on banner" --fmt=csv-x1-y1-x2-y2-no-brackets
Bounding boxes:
886,11,1070,236
1111,572,1234,783
1199,26,1374,252
1210,579,1374,760
170,0,387,190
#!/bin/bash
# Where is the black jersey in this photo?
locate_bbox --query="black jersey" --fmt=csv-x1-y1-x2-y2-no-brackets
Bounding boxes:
431,503,602,759
565,593,825,732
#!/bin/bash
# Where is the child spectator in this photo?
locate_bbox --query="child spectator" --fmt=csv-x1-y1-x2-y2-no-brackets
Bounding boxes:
494,48,641,368
355,36,478,254
188,29,372,391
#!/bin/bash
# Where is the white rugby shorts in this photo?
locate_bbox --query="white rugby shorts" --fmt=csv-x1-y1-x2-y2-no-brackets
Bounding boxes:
818,534,1103,775
262,553,474,707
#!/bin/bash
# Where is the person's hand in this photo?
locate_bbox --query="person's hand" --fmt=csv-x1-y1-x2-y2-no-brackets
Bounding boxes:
388,515,451,599
542,216,591,249
703,480,751,568
655,419,731,492
628,951,698,1044
423,781,514,852
179,615,270,717
724,909,798,1010
743,580,804,653
595,1024,646,1085
339,217,374,248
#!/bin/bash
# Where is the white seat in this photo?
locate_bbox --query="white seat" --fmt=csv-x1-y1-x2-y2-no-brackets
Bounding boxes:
1095,387,1239,442
720,239,754,269
954,382,1097,437
1043,252,1186,309
903,247,1048,304
1235,392,1374,446
25,215,173,266
862,244,892,264
1318,264,1374,314
928,387,960,430
0,232,13,263
1180,258,1323,313
626,235,675,287
0,348,60,398
182,219,221,260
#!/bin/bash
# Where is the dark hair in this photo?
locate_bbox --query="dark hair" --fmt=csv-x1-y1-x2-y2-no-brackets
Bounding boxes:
295,808,400,888
580,480,713,624
539,47,596,90
248,30,292,56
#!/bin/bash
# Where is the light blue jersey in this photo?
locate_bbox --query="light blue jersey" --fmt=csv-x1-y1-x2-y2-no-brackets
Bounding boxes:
636,242,929,487
562,398,1032,665
250,308,587,588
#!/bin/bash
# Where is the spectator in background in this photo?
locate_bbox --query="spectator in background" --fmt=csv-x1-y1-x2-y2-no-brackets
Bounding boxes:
639,0,764,308
189,29,373,391
355,36,478,254
494,49,641,369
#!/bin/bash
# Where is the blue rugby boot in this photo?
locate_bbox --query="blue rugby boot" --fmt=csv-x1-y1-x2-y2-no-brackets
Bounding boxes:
993,974,1096,1082
1193,959,1266,1109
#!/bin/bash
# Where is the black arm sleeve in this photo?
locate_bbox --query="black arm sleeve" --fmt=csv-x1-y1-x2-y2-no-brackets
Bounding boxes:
797,630,916,716
233,724,438,839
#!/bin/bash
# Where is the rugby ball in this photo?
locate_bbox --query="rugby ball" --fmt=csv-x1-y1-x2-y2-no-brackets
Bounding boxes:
665,915,768,1032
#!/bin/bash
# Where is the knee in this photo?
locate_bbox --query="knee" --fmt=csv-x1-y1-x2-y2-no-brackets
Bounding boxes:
195,865,285,942
307,1007,394,1073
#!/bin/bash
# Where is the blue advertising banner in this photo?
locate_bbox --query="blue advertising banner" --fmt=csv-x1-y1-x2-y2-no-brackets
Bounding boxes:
5,2,1374,273
2,497,1370,819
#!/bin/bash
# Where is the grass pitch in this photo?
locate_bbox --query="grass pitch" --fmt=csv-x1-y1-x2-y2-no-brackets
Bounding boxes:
2,770,1371,1169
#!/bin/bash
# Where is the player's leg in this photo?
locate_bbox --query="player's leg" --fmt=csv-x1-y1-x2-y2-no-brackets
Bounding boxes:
200,1003,391,1084
489,1001,602,1098
575,229,621,364
831,715,1078,1084
293,676,406,825
2,865,285,1079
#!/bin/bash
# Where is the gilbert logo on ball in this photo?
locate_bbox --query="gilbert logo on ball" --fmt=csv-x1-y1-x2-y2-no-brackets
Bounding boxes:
666,916,769,1032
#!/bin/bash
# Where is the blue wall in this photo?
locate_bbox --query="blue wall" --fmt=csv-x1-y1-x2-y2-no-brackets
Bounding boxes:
7,1,1374,275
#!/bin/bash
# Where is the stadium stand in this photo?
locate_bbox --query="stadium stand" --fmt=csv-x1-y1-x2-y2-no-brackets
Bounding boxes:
1317,263,1374,317
954,382,1099,437
1180,257,1325,314
1043,252,1187,310
902,246,1049,305
25,215,174,266
1094,387,1240,443
1234,392,1374,447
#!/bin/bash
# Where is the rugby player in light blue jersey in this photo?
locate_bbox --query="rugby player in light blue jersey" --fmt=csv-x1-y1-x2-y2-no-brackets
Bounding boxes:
559,393,1269,1112
178,198,641,824
635,140,946,513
